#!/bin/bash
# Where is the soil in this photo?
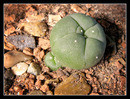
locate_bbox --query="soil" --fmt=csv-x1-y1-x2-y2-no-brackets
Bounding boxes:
3,4,127,95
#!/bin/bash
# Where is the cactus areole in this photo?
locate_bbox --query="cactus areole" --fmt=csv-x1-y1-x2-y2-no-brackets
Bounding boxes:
45,13,106,70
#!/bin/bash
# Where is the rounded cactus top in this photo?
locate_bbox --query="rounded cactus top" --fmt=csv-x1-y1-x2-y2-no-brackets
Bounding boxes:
45,13,106,70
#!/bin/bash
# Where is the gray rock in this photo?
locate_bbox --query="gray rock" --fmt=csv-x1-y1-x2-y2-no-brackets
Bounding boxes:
6,35,36,50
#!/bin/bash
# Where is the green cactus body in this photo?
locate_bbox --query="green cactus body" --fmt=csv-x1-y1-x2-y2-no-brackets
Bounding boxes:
45,13,106,70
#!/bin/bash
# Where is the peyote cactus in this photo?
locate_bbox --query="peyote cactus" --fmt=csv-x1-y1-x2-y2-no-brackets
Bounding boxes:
45,13,106,70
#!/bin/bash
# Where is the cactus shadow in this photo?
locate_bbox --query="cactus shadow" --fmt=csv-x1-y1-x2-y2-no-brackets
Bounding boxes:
95,17,123,61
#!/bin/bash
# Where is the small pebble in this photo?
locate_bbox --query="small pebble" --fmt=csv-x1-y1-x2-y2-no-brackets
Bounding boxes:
48,14,61,26
4,50,33,68
11,62,29,75
17,21,47,37
71,4,86,14
38,38,50,50
13,85,22,92
27,62,41,75
23,47,33,56
35,80,42,89
33,47,45,62
40,84,49,93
